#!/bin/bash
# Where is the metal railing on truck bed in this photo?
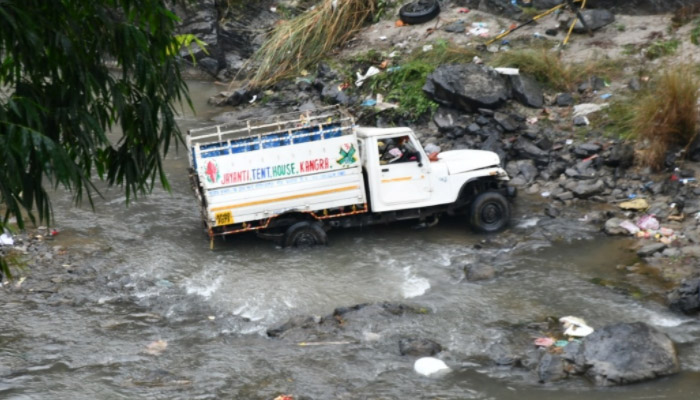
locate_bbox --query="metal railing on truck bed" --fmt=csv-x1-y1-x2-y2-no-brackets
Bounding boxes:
186,106,355,170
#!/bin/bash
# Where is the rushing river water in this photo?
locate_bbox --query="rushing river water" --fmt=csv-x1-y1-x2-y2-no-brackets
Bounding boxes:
2,81,700,399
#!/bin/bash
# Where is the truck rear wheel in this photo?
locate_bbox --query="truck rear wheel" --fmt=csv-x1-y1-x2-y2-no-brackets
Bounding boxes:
284,221,327,247
469,192,510,233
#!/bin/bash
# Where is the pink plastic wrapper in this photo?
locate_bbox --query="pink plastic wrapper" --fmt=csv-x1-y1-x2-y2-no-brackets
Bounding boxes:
619,220,640,235
636,214,660,231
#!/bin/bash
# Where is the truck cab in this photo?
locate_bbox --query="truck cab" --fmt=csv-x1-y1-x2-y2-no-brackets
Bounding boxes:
357,127,512,218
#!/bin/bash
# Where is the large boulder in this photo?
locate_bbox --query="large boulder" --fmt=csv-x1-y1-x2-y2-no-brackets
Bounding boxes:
667,278,700,314
172,1,274,79
509,75,544,108
423,64,510,112
576,322,679,386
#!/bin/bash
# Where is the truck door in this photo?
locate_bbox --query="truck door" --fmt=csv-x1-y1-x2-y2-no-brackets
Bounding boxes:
377,135,432,204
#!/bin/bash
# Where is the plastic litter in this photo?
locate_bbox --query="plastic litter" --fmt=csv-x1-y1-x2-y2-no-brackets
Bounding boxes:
637,214,660,231
355,66,381,87
554,340,570,347
494,67,519,75
458,8,470,13
414,357,451,377
534,337,555,347
619,198,649,211
361,99,377,107
274,396,294,400
573,103,609,117
619,220,640,235
422,44,433,52
559,316,594,337
0,233,13,246
469,22,489,37
600,93,613,100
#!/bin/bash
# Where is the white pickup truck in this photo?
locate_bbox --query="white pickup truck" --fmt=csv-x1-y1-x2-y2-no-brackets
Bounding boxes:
186,107,515,246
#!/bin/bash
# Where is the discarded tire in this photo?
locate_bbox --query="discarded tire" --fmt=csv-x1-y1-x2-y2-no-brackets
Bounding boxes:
469,191,510,233
284,221,327,247
399,0,440,25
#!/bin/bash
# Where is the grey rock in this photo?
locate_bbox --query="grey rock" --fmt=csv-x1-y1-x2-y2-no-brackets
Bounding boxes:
398,338,443,357
573,115,590,126
556,92,575,107
423,64,510,111
566,179,605,198
604,218,629,235
574,143,602,157
637,243,668,257
578,322,679,386
537,353,567,383
433,109,461,132
514,137,550,165
556,191,574,201
467,123,482,135
465,263,496,281
667,278,700,314
516,160,539,183
509,74,544,108
494,112,518,132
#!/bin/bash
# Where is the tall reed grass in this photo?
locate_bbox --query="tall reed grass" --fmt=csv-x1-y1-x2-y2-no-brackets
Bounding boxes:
248,0,376,88
633,64,699,169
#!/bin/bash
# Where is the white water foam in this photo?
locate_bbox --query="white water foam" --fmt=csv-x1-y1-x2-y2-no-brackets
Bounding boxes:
401,266,430,298
185,276,222,299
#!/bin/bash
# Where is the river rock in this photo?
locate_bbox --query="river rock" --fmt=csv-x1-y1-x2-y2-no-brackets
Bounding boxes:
398,338,443,356
537,353,567,383
555,92,575,107
637,243,667,257
564,179,605,198
465,263,497,281
513,137,550,165
667,278,700,314
494,112,518,132
423,64,509,112
576,322,679,386
604,218,628,235
509,74,544,108
604,142,635,167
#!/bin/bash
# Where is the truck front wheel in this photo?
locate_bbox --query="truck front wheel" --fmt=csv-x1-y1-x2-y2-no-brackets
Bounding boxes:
469,192,510,233
284,221,328,247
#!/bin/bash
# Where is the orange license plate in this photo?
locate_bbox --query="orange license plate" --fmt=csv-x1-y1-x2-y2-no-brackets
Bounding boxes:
215,211,233,226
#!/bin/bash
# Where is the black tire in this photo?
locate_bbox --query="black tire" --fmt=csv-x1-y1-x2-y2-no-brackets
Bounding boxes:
283,221,327,248
469,191,510,233
399,0,440,25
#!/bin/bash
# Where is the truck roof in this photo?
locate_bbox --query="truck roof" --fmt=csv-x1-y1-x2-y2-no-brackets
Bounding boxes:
354,126,414,138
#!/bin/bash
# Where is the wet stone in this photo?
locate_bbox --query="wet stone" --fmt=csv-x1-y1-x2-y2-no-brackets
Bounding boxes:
637,243,667,257
398,338,443,356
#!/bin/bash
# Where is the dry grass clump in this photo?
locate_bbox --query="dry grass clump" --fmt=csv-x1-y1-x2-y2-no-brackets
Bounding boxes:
491,47,620,91
247,0,376,88
633,64,699,170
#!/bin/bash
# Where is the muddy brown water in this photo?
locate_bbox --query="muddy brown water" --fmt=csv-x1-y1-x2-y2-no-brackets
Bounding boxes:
1,81,699,399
